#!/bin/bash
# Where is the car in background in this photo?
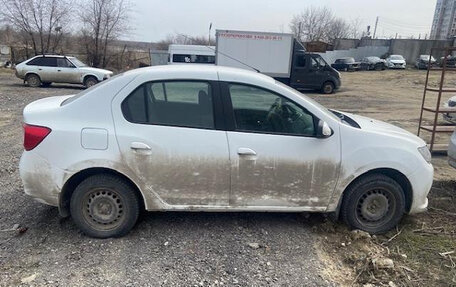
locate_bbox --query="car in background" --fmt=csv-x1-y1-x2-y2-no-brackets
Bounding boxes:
415,55,436,70
331,57,360,72
442,96,456,124
15,55,113,88
449,130,456,169
360,56,386,71
19,65,433,238
386,55,406,69
439,55,456,68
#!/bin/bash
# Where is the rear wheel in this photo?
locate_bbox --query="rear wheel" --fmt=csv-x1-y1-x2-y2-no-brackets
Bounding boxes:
321,81,335,94
84,76,98,88
26,74,41,87
70,174,140,238
341,174,405,234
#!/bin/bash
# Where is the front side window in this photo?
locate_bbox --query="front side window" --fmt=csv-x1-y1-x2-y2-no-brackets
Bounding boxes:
57,58,74,68
122,81,214,129
228,84,315,136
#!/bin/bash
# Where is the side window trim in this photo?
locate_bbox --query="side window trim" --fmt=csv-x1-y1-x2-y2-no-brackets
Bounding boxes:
121,79,226,131
220,81,318,138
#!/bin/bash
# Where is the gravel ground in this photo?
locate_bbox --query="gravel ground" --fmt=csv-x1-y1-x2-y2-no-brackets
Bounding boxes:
0,71,332,286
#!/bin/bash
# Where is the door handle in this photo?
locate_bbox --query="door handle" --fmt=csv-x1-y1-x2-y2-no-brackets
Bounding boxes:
57,69,61,72
237,147,256,156
130,142,151,150
38,68,42,71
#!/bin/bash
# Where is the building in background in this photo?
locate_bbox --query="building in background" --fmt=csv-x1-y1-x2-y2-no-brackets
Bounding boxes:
431,0,456,40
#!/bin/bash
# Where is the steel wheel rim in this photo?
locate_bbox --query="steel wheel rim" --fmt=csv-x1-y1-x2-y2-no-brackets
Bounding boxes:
355,188,395,227
86,80,97,87
324,84,333,93
29,76,39,86
82,188,125,231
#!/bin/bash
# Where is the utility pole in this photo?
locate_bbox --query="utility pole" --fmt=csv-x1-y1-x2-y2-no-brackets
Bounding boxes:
373,16,379,39
208,23,212,45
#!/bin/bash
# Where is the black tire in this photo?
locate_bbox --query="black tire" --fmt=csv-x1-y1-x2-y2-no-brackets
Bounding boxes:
42,82,52,87
70,174,140,238
321,81,335,94
84,76,98,88
340,174,405,234
26,74,41,87
375,64,382,71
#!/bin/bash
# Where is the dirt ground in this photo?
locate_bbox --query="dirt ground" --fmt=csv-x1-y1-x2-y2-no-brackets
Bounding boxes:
0,68,455,286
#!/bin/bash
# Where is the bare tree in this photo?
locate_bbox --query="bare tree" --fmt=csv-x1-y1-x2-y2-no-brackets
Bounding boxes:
326,18,351,43
0,0,71,55
79,0,130,68
348,18,363,39
290,6,363,44
289,6,334,42
155,33,214,51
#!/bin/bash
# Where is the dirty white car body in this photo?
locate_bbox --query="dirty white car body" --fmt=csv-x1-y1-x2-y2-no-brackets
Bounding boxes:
19,65,433,238
15,55,113,88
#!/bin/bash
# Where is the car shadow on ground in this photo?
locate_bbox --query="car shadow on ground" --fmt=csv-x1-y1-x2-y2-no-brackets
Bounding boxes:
7,82,85,91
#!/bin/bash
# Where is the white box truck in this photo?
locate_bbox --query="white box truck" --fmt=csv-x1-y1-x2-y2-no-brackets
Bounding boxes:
216,30,341,94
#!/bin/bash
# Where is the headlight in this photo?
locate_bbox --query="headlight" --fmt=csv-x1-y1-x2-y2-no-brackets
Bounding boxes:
418,146,432,163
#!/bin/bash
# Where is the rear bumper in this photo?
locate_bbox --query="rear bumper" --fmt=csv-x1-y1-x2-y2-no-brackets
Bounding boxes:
19,151,65,207
407,162,433,214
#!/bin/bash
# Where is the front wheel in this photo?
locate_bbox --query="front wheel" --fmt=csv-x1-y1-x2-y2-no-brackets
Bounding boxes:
70,174,140,238
84,76,98,88
321,81,335,94
340,174,405,234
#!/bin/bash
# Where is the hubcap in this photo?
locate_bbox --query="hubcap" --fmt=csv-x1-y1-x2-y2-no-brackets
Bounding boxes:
83,188,124,230
29,77,39,86
356,189,394,226
324,85,333,93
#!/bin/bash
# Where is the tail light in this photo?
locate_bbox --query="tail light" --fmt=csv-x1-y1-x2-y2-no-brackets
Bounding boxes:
23,124,51,151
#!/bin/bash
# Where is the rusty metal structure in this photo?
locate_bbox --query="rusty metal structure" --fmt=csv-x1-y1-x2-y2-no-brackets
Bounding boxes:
418,46,456,152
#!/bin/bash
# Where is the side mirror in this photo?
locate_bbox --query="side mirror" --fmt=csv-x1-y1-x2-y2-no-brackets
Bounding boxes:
317,120,333,138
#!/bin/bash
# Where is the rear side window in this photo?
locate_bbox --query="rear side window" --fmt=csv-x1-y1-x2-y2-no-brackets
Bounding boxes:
122,81,214,129
28,57,57,67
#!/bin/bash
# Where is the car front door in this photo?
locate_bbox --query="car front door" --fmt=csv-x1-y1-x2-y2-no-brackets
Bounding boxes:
290,53,311,89
221,83,341,210
112,79,230,207
55,58,79,83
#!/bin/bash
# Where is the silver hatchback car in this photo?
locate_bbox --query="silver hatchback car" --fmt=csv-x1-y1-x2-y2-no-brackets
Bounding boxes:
15,55,113,88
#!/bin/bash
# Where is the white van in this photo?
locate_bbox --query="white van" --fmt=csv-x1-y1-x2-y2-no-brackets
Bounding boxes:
168,44,215,65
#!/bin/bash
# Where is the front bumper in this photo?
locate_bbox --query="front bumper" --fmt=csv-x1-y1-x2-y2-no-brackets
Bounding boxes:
407,162,433,213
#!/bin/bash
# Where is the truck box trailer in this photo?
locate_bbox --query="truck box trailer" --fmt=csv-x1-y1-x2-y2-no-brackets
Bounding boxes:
215,30,341,94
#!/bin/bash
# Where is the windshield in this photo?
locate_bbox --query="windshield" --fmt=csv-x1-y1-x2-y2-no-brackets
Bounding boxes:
68,57,87,67
274,80,340,122
390,55,404,60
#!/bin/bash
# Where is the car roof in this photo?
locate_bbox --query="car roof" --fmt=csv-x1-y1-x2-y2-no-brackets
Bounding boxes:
121,64,276,84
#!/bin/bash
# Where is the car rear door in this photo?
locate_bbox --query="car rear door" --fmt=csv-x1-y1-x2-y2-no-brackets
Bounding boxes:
112,76,230,207
220,82,341,210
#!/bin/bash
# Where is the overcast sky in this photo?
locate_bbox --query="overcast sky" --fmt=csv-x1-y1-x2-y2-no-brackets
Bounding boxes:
128,0,437,42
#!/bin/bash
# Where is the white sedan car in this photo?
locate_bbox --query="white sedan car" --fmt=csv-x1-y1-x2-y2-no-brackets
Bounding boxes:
386,55,406,69
15,55,113,88
19,65,433,238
